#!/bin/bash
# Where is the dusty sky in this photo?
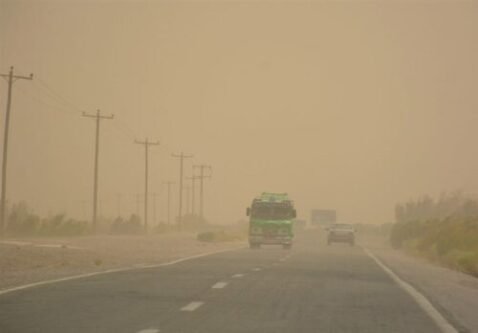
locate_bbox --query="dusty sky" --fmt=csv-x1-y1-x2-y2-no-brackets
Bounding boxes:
0,0,477,224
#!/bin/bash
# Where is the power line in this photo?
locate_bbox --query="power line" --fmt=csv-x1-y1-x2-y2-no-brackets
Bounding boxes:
82,109,114,231
15,83,79,116
34,77,87,114
135,138,159,232
0,66,33,236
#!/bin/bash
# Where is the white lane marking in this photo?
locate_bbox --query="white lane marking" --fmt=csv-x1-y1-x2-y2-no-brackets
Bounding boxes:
0,240,31,246
252,267,262,271
212,281,228,289
232,273,244,278
136,328,160,333
279,258,287,262
181,301,204,312
133,263,152,268
0,245,246,297
0,241,84,250
363,247,458,333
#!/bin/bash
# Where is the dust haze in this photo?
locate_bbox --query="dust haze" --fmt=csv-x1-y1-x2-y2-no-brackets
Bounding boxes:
1,0,477,225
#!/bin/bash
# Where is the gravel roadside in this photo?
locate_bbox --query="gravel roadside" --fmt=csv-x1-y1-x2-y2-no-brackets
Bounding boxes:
0,233,245,291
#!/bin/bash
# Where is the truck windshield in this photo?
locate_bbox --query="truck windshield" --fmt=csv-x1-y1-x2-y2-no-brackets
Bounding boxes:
251,205,293,219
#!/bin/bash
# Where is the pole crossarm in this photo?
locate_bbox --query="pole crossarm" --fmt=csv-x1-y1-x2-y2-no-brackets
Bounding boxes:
82,111,114,120
135,139,160,146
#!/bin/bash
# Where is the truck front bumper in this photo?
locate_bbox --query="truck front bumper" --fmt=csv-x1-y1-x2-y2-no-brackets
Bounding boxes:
249,235,292,245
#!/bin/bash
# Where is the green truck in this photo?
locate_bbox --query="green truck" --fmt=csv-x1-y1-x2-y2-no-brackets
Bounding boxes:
246,192,297,249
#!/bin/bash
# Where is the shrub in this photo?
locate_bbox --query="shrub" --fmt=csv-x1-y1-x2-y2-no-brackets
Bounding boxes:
110,214,143,234
6,202,88,237
391,194,478,276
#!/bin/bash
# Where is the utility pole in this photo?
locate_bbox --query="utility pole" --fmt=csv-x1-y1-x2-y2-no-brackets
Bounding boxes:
82,109,113,231
193,165,212,219
171,152,193,228
162,181,175,225
0,67,33,236
186,175,199,215
135,138,159,231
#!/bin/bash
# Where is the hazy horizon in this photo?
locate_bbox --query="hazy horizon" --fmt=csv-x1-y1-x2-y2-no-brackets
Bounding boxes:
1,0,477,225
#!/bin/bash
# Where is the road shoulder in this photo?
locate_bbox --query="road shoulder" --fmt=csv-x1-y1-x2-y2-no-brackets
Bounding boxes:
363,236,478,333
0,233,245,293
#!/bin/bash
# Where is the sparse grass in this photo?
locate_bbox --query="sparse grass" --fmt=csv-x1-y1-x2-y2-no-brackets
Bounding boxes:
391,218,478,277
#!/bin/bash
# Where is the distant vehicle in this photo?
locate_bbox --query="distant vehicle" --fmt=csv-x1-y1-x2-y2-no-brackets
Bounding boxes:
246,192,297,249
327,223,355,246
310,209,337,226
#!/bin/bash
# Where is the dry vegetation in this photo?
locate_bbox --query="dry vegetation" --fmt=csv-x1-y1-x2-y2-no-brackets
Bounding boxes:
391,193,478,277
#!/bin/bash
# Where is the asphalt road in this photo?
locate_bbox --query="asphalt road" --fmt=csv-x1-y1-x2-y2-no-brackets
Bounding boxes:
0,230,447,333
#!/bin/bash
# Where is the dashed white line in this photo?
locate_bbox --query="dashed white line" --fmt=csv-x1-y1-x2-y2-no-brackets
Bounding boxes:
136,328,160,333
232,273,244,278
252,267,262,271
181,301,204,312
363,247,458,333
211,281,228,289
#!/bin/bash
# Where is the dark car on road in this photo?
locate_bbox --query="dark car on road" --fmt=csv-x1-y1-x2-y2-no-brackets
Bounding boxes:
327,223,355,246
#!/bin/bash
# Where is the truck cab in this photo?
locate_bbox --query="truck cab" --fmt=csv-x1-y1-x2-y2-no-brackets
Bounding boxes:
246,192,296,249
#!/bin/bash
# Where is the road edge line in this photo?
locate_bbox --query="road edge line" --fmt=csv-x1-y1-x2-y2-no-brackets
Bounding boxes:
0,245,245,297
362,247,458,333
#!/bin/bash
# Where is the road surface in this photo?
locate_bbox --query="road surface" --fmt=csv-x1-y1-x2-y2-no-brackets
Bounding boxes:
0,230,452,333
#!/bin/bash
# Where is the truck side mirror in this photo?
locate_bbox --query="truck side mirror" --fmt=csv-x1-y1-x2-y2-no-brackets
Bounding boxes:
246,207,251,216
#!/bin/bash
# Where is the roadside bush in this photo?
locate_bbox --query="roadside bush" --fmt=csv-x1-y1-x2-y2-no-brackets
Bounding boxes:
110,214,143,234
6,202,88,237
391,194,478,276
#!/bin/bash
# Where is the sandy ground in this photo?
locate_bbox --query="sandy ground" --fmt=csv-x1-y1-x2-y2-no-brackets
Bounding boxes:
0,233,245,291
362,235,478,333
